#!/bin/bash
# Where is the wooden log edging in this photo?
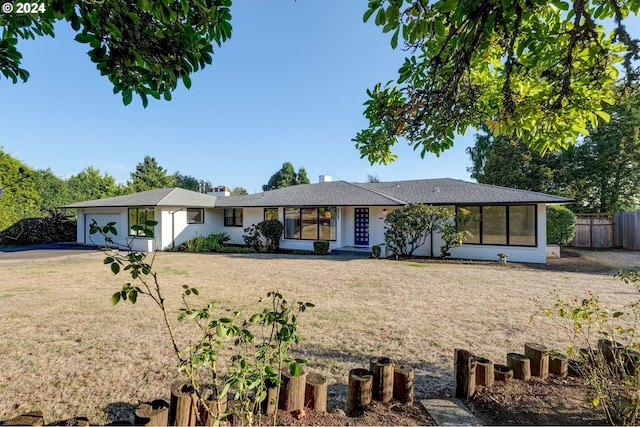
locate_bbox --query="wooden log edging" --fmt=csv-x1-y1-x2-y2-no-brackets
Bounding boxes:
370,357,395,403
475,357,494,387
454,349,477,401
134,400,169,427
304,372,328,413
507,353,531,381
279,368,307,412
347,368,373,417
169,383,199,426
393,364,414,406
525,342,549,379
494,364,513,382
550,352,568,378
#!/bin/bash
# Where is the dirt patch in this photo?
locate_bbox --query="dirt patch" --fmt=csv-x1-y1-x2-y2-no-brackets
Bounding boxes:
470,375,606,425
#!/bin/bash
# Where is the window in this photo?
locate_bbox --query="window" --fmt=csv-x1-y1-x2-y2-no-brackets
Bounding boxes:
128,207,155,237
187,208,204,224
509,205,536,246
482,206,507,245
458,205,536,246
224,208,243,227
284,207,337,241
284,208,300,239
264,208,278,221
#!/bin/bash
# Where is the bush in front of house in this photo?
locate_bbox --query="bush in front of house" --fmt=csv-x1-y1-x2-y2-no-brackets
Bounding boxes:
175,232,235,253
243,220,284,253
547,205,576,246
313,240,329,255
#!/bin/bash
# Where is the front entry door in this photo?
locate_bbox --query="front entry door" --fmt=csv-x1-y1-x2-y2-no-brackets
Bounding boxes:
354,208,369,246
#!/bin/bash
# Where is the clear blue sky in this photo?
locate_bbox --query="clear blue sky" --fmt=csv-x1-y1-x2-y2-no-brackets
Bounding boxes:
1,2,637,193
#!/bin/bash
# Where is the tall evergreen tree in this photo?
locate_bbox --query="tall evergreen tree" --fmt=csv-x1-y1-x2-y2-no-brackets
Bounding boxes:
128,156,175,192
262,162,310,191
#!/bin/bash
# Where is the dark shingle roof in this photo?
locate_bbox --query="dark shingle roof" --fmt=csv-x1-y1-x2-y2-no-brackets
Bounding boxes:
61,187,218,208
62,179,574,209
357,178,573,205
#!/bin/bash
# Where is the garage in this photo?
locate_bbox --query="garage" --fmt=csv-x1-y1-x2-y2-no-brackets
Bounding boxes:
83,213,121,247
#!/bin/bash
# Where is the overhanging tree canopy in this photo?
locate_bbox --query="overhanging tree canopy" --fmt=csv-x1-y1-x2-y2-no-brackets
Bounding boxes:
0,0,232,106
354,0,640,164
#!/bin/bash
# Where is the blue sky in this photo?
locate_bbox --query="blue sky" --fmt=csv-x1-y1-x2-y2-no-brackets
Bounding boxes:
1,2,637,193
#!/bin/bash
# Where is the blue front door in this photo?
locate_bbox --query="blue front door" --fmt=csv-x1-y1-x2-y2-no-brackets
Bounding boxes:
354,208,369,246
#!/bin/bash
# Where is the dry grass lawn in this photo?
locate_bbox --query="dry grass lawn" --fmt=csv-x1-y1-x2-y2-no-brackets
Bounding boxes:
0,251,636,424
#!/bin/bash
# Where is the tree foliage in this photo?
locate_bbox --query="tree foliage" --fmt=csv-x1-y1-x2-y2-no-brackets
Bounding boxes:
230,186,248,196
262,162,310,191
67,166,123,201
562,86,640,212
0,149,40,231
128,155,176,192
354,0,640,164
546,205,577,245
174,174,211,193
468,85,640,213
0,0,232,107
384,203,452,257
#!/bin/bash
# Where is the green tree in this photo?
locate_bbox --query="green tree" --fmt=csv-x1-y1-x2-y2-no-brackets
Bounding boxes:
466,126,557,193
367,172,381,183
31,168,71,211
0,0,232,107
230,187,248,196
384,203,451,257
128,156,176,192
547,205,577,246
560,87,640,213
0,150,40,231
67,166,120,202
354,0,639,164
262,162,310,191
175,174,211,193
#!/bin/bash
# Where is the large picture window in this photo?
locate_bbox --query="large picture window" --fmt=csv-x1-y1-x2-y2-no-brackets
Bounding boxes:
128,207,155,237
224,209,243,227
458,205,536,247
284,207,337,241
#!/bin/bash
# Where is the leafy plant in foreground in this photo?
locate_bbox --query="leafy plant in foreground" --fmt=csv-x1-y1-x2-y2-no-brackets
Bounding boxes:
90,221,313,426
536,270,640,425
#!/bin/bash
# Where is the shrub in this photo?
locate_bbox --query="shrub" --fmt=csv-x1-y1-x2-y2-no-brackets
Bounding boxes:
313,240,329,255
547,205,576,246
0,208,76,246
175,232,233,253
242,220,283,253
384,204,452,257
372,245,381,259
538,270,640,425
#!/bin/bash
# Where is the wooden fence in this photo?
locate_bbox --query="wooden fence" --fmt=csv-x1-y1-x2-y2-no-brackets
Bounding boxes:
570,212,640,250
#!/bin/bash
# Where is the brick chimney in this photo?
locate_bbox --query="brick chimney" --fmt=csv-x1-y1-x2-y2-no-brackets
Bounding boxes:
207,186,230,196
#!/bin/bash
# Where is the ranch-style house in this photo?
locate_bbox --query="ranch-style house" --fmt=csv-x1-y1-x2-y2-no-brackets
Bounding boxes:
62,177,573,263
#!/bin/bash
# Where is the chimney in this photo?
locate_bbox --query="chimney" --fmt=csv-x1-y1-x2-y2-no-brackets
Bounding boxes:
319,175,332,183
207,186,230,197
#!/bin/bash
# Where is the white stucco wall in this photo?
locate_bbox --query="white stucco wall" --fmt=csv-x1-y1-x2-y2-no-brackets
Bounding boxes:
158,207,220,250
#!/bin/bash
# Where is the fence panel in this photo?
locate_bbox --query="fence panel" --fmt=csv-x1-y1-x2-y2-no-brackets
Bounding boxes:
570,214,614,249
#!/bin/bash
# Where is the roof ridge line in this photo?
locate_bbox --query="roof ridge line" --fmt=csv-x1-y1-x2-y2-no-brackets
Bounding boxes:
343,180,407,205
156,187,179,205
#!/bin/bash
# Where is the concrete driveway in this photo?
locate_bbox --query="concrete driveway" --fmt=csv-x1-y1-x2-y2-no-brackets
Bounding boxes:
0,242,102,263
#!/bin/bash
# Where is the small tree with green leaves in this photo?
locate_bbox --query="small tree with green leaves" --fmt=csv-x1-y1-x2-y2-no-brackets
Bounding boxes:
536,270,640,425
547,205,577,246
439,208,477,258
384,204,452,257
90,221,312,426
